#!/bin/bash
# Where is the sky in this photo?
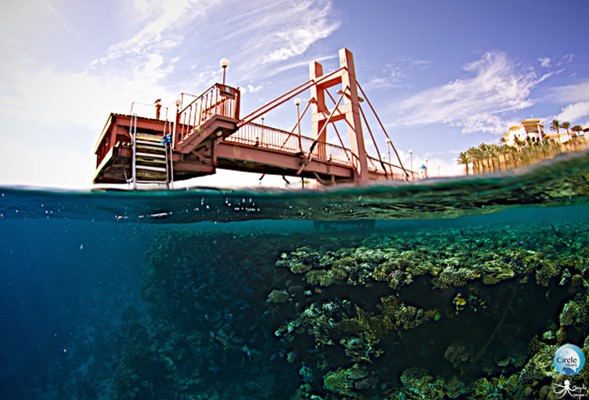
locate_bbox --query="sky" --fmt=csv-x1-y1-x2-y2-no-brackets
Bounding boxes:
1,0,588,188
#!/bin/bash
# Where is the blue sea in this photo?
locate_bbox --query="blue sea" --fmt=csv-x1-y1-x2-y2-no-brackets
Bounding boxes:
1,152,588,399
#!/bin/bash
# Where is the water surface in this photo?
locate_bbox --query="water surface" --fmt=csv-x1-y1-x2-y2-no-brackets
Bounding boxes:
1,152,588,399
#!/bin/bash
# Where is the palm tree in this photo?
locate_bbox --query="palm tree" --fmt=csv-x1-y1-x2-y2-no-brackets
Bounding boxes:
507,145,519,169
457,152,470,175
496,144,511,171
571,125,583,137
513,136,525,150
486,144,500,172
561,121,571,134
467,147,483,174
550,119,561,135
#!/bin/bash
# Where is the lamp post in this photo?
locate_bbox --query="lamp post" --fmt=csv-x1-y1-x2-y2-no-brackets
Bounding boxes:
425,157,429,179
219,58,230,85
409,149,413,181
260,114,266,145
173,97,182,145
385,138,391,176
294,98,302,153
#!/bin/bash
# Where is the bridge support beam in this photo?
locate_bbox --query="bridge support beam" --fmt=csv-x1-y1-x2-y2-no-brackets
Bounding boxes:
309,48,369,183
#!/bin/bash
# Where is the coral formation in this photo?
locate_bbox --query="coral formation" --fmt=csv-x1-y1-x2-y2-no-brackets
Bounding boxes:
433,266,481,289
267,289,290,304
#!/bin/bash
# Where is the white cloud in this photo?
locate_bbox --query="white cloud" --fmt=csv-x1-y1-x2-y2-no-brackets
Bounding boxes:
267,54,338,78
538,56,551,68
243,84,264,94
557,53,575,66
0,63,176,130
0,127,95,188
392,52,547,134
91,0,207,66
90,0,341,86
551,80,589,103
459,113,506,134
212,0,339,78
556,102,589,123
365,57,430,90
0,0,342,130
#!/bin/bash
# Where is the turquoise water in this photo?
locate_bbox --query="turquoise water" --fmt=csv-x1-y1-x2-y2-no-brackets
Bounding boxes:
1,152,588,399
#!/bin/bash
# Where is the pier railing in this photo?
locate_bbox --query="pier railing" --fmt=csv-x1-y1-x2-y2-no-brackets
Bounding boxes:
225,123,353,165
224,123,408,179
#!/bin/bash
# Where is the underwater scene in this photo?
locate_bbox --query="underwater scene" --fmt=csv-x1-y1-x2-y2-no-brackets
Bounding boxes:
1,152,589,400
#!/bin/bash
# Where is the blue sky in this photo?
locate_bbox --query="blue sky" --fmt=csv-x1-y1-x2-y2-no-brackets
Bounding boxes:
1,0,588,188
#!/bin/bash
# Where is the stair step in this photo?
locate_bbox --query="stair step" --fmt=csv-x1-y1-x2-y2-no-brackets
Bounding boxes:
135,148,166,158
136,151,166,159
136,147,166,155
136,180,168,185
137,164,166,172
135,155,166,167
136,140,165,148
136,133,165,142
137,170,168,180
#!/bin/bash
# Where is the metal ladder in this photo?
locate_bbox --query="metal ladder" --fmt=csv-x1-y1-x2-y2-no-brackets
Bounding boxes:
130,114,173,189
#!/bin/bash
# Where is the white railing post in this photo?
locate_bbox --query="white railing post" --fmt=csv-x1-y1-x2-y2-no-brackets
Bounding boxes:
131,113,138,190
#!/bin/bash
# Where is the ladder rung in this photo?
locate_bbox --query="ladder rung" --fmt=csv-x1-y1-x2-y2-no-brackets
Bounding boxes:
136,156,166,166
135,138,164,147
136,165,166,172
136,133,164,142
136,180,168,184
136,151,166,159
137,171,167,179
135,140,166,150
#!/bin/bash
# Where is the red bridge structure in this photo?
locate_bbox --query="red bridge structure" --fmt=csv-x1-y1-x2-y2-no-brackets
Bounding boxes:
93,48,411,189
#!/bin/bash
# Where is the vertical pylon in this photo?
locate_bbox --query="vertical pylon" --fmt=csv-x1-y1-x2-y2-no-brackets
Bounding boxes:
309,48,368,183
309,61,328,161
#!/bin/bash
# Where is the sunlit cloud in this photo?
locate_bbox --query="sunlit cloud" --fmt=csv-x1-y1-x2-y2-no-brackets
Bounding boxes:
0,0,342,130
549,79,589,123
0,65,176,130
85,0,341,89
556,102,589,123
261,5,339,64
390,52,550,134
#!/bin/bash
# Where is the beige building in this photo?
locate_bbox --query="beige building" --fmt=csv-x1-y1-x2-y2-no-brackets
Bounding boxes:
502,119,545,146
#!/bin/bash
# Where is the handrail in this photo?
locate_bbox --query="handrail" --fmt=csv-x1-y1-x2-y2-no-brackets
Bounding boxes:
224,123,353,165
367,155,406,177
175,83,240,144
130,114,138,189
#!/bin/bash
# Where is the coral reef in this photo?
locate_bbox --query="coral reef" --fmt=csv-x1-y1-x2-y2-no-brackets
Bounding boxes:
57,221,589,399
